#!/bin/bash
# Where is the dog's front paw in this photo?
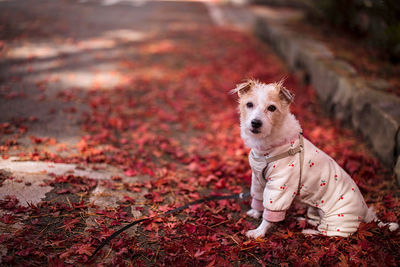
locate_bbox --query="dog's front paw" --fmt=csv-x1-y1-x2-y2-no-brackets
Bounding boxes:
246,220,272,239
246,228,266,239
246,209,261,219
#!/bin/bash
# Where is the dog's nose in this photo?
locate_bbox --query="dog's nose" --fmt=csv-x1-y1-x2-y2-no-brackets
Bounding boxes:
251,119,262,129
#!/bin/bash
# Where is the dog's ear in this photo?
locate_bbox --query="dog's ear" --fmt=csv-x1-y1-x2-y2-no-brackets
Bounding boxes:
279,87,294,104
230,80,255,97
276,81,294,104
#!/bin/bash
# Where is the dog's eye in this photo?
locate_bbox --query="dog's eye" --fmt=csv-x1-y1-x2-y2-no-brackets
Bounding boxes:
267,105,276,112
246,102,253,108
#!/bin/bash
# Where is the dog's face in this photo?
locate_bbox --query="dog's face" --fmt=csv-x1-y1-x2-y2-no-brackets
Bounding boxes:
232,80,294,140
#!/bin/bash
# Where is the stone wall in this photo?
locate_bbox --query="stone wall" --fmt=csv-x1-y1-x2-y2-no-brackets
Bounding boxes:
254,13,400,183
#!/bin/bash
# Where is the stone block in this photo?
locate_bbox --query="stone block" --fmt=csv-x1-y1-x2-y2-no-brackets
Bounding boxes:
352,87,400,166
270,26,294,62
395,156,400,186
284,36,300,70
254,17,300,69
313,59,358,108
397,129,400,162
297,39,333,63
369,79,391,92
325,59,357,76
331,77,360,123
308,59,339,104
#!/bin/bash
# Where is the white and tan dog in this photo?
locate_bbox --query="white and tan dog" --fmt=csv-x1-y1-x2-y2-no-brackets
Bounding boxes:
232,79,398,238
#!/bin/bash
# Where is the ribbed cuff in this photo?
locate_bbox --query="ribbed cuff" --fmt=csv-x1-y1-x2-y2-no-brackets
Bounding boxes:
251,198,264,212
263,209,286,222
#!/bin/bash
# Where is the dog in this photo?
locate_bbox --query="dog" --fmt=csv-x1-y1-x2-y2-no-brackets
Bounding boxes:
231,79,399,238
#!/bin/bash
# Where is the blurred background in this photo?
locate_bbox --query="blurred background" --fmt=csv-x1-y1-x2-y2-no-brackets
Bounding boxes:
1,0,400,265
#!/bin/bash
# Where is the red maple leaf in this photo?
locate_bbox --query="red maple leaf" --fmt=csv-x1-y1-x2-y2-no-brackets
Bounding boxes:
356,222,374,240
0,214,15,224
75,244,94,256
59,218,80,232
184,223,196,234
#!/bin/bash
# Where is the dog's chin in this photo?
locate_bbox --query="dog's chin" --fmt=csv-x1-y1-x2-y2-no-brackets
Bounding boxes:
244,127,272,141
243,127,265,137
241,126,270,144
242,128,270,151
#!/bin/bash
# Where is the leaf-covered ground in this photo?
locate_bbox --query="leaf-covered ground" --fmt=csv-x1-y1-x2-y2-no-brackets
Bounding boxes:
1,15,400,267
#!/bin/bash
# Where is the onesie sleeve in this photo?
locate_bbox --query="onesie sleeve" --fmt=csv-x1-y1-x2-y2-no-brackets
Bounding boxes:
262,161,299,222
250,171,265,212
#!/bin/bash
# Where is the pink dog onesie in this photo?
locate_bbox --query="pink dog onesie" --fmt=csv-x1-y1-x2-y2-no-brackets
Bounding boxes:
249,133,371,237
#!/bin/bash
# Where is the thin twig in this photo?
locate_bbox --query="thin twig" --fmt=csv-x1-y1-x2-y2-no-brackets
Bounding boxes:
103,247,113,260
210,220,230,228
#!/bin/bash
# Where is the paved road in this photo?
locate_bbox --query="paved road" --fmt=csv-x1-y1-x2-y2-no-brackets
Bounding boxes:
0,0,218,196
0,0,214,147
0,0,254,206
0,0,224,262
0,0,255,264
